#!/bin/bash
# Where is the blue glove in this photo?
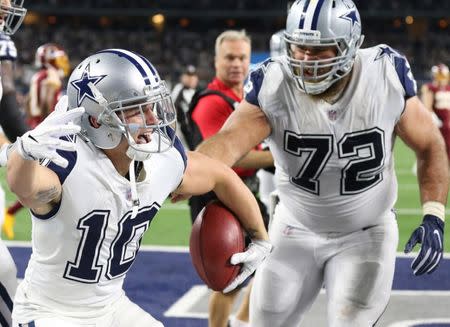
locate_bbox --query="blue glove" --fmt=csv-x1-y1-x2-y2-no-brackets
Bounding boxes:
404,214,444,275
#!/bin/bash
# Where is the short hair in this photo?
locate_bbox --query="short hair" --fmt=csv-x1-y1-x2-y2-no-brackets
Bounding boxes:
214,30,251,57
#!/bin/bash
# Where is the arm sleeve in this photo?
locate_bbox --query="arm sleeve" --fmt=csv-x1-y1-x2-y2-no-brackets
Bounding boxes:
191,95,234,139
0,91,29,141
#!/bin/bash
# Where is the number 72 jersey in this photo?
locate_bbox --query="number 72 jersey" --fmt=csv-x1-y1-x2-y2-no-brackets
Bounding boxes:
245,45,417,233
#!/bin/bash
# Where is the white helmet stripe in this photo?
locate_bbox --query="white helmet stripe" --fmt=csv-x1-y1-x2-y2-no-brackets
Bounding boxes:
303,0,325,30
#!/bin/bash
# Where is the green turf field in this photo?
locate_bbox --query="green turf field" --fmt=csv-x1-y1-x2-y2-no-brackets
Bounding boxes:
1,139,449,251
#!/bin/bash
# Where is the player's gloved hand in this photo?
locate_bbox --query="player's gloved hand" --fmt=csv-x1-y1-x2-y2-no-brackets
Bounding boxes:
15,96,84,168
404,214,444,275
223,239,273,293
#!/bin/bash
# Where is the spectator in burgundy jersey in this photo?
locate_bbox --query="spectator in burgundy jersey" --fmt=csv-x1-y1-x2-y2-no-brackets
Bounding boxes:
421,63,450,162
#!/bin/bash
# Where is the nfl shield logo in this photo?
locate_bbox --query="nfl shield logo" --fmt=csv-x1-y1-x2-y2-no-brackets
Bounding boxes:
328,110,338,121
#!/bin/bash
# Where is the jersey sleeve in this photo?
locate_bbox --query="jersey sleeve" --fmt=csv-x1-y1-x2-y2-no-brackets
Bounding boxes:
167,126,187,171
43,135,78,185
376,45,417,99
394,54,417,99
244,59,272,107
0,35,17,61
32,135,78,220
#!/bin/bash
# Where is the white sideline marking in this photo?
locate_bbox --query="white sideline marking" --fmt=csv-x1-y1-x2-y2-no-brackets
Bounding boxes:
164,286,450,319
5,242,450,257
387,318,450,327
163,203,189,210
164,285,210,319
4,240,190,253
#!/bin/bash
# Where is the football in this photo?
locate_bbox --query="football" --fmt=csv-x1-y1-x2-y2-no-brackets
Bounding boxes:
189,200,245,291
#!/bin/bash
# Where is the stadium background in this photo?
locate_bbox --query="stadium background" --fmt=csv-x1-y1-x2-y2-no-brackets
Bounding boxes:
1,0,450,326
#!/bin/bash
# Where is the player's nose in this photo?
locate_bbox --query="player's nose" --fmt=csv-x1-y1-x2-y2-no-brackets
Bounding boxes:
145,108,159,125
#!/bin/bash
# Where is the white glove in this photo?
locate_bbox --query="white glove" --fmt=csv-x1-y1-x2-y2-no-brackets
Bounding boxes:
16,96,85,168
223,239,273,293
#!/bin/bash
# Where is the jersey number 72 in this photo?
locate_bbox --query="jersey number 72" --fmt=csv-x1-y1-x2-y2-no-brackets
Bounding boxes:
285,127,385,195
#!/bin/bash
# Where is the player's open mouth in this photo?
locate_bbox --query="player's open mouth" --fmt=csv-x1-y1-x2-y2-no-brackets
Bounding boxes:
137,133,151,144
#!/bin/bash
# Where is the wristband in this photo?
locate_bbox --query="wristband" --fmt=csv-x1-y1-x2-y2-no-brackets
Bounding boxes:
423,201,445,222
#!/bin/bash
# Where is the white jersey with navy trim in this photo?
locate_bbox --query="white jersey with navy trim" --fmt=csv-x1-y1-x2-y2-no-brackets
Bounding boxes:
244,44,416,233
0,33,17,62
13,135,186,321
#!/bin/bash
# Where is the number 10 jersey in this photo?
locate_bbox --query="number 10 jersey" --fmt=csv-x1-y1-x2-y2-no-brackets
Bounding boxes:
13,135,186,320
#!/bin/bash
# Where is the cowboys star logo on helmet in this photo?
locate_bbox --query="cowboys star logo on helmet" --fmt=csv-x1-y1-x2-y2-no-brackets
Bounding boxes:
70,64,107,107
67,49,177,159
284,0,365,94
339,9,359,27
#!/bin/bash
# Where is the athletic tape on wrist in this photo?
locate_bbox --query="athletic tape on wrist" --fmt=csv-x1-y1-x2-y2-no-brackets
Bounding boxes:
423,201,445,222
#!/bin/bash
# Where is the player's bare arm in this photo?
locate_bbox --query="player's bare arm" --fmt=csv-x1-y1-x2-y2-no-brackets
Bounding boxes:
197,100,271,167
395,95,449,204
174,151,269,241
6,96,84,214
234,148,274,169
7,152,62,214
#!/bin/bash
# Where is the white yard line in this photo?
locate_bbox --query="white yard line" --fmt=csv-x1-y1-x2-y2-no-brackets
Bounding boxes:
164,285,450,319
164,285,210,319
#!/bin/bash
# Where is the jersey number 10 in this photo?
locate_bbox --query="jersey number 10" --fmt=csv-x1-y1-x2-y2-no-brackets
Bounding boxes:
63,204,159,283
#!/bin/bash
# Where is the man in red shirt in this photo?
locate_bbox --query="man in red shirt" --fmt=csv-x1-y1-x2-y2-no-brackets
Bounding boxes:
421,63,450,163
191,30,273,327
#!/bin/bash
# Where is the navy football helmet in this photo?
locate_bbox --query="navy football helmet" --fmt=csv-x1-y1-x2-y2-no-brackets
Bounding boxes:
285,0,364,94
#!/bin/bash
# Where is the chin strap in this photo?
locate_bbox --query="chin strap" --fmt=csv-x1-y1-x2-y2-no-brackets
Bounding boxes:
128,159,140,219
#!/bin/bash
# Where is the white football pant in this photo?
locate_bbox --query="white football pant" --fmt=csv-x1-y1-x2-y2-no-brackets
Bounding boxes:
13,293,164,327
250,202,398,327
256,169,276,210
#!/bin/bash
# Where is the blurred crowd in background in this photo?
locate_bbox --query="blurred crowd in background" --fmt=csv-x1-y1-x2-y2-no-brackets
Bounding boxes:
9,0,450,102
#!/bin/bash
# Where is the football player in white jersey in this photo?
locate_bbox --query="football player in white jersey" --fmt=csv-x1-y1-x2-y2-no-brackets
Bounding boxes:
256,29,286,212
5,49,272,327
0,1,27,326
196,0,449,326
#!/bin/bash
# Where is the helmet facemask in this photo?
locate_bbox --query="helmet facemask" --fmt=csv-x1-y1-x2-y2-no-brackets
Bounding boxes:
285,29,363,95
88,80,177,161
0,0,26,35
284,0,364,95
